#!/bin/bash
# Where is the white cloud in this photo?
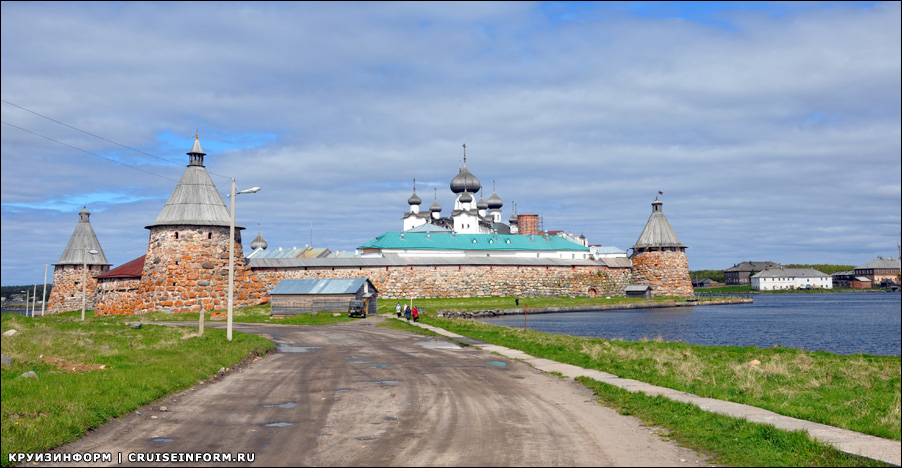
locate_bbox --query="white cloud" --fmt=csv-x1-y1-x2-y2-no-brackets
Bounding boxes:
2,1,900,285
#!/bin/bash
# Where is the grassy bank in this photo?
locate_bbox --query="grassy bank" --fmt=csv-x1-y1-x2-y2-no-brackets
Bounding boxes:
0,311,274,465
579,377,889,466
416,309,900,441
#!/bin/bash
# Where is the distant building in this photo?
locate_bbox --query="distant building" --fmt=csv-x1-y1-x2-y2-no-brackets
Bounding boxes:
751,267,832,291
831,270,856,288
724,261,782,285
590,245,628,259
269,278,377,316
853,257,901,285
357,231,591,260
692,278,717,288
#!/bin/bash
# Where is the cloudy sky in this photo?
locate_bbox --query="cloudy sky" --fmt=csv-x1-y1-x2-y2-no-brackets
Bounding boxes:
2,1,900,286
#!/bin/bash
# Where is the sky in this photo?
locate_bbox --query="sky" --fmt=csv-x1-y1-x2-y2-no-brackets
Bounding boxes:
1,1,900,286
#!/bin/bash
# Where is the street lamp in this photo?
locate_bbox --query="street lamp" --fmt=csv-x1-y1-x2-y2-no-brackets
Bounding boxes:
227,179,260,341
81,247,98,321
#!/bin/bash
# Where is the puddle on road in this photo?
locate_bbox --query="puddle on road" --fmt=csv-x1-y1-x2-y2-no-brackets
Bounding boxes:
262,402,298,409
486,361,507,367
336,388,351,392
151,438,173,443
263,422,294,428
415,340,463,350
356,436,377,441
370,364,388,368
277,344,321,353
350,360,371,364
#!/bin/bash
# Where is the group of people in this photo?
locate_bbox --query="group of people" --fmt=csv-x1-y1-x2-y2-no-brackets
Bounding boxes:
395,302,419,322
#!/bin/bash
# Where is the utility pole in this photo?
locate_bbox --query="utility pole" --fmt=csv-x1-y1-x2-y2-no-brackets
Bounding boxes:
41,263,48,316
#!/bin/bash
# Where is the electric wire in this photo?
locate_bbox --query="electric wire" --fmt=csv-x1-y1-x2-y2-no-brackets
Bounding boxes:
0,99,231,181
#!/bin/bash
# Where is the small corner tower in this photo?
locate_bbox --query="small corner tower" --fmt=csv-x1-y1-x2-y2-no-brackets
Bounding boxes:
47,207,111,313
630,197,694,297
135,136,265,314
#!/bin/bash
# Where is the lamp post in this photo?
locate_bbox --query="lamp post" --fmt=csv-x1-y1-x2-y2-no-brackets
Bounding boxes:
227,179,260,341
81,247,98,321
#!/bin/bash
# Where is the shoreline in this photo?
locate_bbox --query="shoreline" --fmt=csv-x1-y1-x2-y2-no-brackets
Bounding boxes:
436,297,753,318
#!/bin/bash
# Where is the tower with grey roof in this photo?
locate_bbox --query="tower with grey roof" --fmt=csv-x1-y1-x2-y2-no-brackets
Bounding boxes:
133,137,266,314
47,207,111,313
629,197,694,297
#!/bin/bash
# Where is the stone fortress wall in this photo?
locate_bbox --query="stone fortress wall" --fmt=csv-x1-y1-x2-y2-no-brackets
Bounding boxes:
252,264,633,300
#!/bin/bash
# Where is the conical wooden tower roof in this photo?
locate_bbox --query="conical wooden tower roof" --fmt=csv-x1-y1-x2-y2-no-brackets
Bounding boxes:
55,206,111,266
145,136,242,230
632,198,686,250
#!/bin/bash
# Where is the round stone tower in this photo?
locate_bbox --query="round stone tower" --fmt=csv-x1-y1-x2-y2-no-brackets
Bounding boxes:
134,137,265,314
47,207,111,313
630,197,694,297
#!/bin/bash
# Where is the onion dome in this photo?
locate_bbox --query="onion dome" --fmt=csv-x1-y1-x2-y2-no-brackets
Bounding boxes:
509,212,518,223
250,224,268,250
407,178,421,206
450,144,481,194
459,191,474,203
477,192,489,211
487,181,503,209
430,188,442,213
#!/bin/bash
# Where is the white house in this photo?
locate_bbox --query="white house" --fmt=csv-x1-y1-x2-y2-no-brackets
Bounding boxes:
751,267,833,291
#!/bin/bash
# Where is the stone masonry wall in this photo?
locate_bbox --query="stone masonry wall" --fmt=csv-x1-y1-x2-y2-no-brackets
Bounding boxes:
46,264,109,314
630,250,694,297
95,278,141,316
253,264,632,299
134,226,267,314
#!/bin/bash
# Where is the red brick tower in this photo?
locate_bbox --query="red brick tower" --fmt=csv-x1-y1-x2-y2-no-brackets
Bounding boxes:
133,137,265,314
630,197,694,297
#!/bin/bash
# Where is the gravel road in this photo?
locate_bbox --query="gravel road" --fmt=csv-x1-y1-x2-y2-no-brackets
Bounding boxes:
45,317,712,467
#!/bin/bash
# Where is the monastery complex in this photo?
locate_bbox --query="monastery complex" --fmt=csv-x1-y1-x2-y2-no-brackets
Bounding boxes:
47,138,694,315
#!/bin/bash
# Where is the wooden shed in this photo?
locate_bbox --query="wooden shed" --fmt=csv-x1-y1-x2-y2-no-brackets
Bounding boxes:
269,278,378,316
625,284,653,300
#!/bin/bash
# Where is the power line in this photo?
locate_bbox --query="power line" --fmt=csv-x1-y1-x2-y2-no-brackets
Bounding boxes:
1,120,180,183
0,99,231,180
2,99,184,167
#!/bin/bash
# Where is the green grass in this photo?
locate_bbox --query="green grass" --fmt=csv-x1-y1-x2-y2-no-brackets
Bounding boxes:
133,304,358,326
416,310,900,442
578,378,891,467
1,311,274,465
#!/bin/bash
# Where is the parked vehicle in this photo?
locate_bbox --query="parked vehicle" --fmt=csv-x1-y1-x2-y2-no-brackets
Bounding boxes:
348,299,366,318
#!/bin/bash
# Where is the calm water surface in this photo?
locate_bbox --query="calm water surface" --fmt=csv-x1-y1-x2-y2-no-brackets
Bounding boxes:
479,292,901,356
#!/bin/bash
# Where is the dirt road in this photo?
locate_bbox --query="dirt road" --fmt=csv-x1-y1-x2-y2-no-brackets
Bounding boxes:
48,317,711,466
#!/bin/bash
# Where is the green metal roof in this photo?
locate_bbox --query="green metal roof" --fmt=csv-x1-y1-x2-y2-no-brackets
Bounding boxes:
358,232,589,252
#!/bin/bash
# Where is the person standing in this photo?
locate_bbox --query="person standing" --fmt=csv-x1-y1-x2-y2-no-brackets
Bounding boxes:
412,306,419,322
396,301,402,318
405,305,412,322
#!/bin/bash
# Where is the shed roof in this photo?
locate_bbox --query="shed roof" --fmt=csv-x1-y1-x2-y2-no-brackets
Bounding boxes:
270,278,374,295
